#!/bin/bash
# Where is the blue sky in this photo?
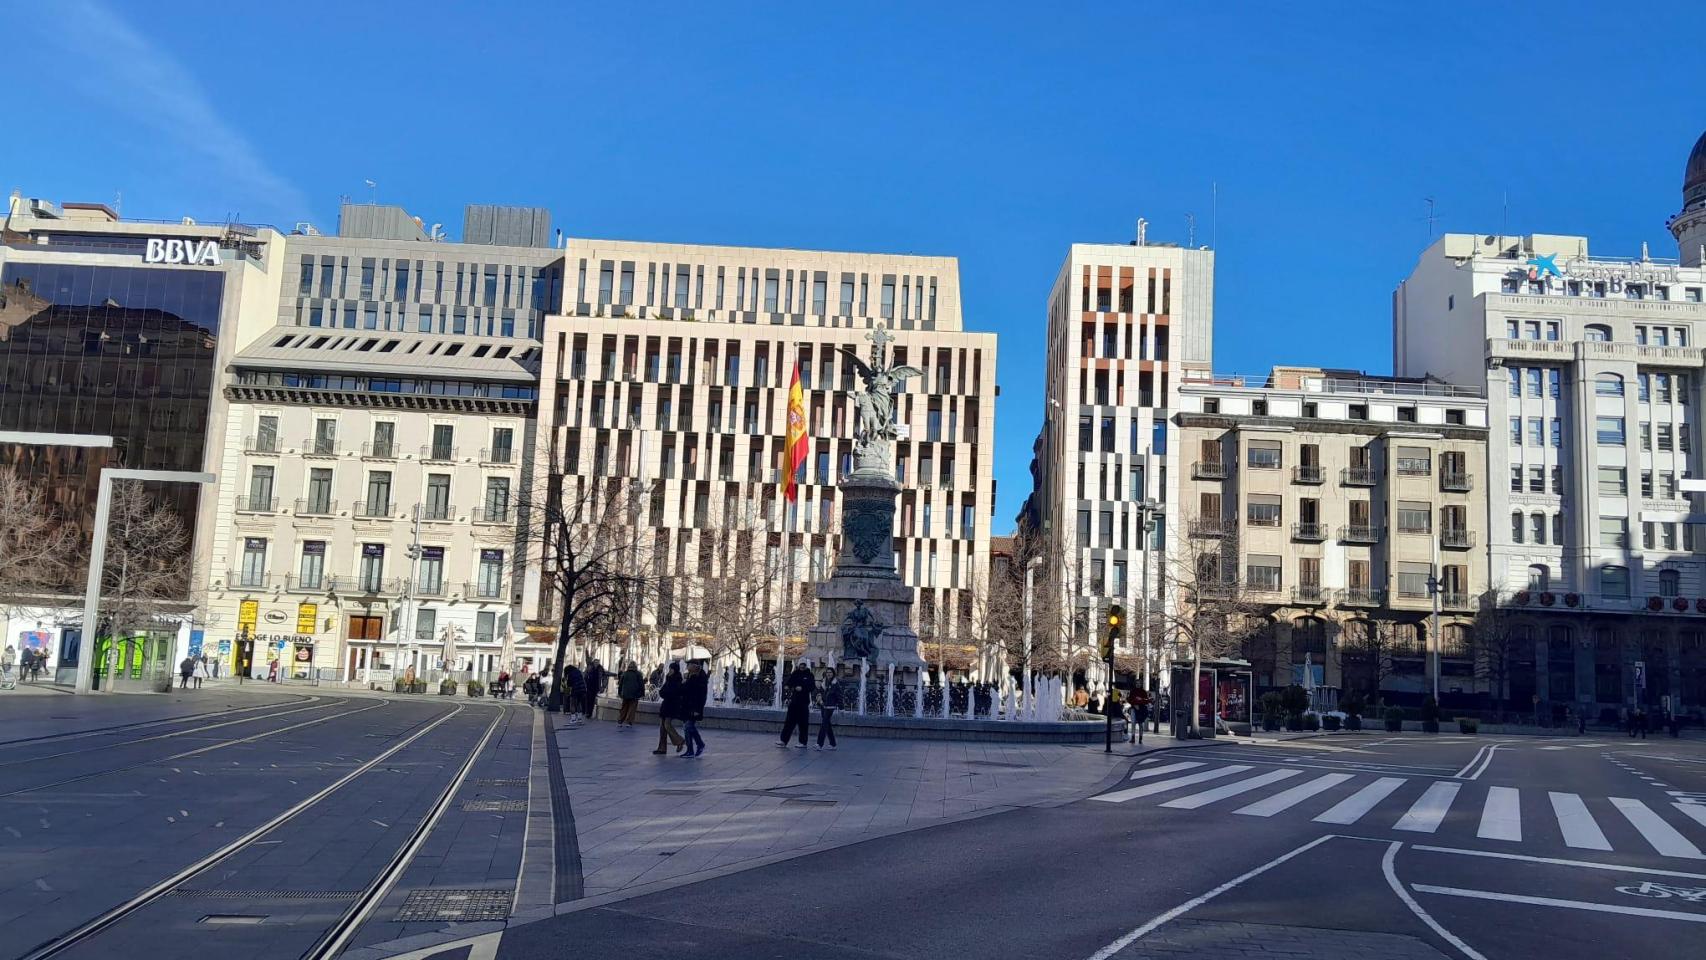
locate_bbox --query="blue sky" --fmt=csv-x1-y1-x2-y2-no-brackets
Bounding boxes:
14,2,1706,530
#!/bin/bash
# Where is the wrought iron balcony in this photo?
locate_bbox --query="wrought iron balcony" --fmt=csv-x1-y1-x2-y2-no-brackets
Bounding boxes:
472,506,512,524
225,570,276,590
1341,466,1377,486
463,579,507,601
1440,471,1474,492
294,498,338,517
1192,461,1227,480
303,437,338,456
480,446,515,465
421,445,459,462
236,495,279,514
1292,584,1328,604
354,500,393,519
1339,587,1384,607
1441,528,1476,549
1189,517,1228,538
286,574,328,593
420,504,453,521
1339,524,1381,544
1293,464,1324,484
362,441,398,459
245,435,280,454
1292,522,1328,542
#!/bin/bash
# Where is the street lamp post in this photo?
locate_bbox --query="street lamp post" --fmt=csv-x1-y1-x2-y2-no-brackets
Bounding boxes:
1427,534,1442,704
74,467,216,694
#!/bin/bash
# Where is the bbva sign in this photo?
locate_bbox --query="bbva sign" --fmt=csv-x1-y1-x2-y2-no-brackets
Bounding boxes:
144,237,222,266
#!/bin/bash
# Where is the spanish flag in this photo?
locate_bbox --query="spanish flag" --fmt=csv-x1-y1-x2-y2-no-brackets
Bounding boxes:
783,361,808,502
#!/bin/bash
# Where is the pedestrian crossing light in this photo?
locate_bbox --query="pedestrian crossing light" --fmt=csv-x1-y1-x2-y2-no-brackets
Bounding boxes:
1103,604,1124,659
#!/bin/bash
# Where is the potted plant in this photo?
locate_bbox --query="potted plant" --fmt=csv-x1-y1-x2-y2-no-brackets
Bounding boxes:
1340,693,1365,731
1457,716,1479,734
1384,706,1405,732
1322,713,1341,732
1303,711,1321,732
465,679,485,697
1259,691,1284,732
439,678,458,696
1421,695,1441,734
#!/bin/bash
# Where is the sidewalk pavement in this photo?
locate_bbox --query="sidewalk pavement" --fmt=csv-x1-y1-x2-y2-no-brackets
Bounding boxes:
548,716,1253,905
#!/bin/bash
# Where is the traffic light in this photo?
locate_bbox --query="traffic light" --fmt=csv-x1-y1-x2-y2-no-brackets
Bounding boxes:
1102,604,1124,659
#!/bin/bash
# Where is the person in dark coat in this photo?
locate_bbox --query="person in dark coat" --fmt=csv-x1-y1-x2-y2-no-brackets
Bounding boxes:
584,659,605,719
778,662,816,748
563,664,587,725
617,661,645,728
653,663,686,755
816,669,841,750
178,656,196,690
682,661,710,758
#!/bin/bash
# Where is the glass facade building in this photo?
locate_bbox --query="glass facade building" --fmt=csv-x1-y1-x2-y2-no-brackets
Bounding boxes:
0,262,225,590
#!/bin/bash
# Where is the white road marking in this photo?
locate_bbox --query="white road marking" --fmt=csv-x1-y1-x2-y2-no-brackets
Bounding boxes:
1091,765,1252,804
1462,743,1509,781
1477,786,1522,842
1539,745,1569,751
1079,835,1338,960
1394,782,1461,833
1453,745,1490,779
1314,777,1407,825
1612,798,1705,859
1412,884,1706,923
1411,843,1706,880
1549,792,1612,851
1126,761,1204,781
1236,773,1354,818
1674,804,1706,831
1382,843,1488,960
1161,769,1302,810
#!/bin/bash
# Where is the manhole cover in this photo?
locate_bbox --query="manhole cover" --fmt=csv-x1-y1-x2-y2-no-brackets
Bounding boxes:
468,778,526,787
461,800,526,812
172,889,360,901
395,888,511,922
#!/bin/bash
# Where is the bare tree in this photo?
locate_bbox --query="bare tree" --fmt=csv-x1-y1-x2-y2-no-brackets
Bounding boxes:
679,498,814,669
0,467,76,619
97,482,193,687
518,472,654,710
1333,614,1396,709
1472,591,1526,720
1153,512,1264,736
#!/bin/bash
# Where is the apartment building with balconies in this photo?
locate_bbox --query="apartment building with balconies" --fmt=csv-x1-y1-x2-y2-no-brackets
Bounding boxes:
1175,367,1489,708
1391,129,1706,718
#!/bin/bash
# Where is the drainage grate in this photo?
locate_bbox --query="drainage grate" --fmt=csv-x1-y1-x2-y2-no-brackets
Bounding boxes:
781,797,838,806
461,799,527,812
965,760,1029,769
468,778,526,787
394,888,512,922
648,788,701,796
172,889,360,901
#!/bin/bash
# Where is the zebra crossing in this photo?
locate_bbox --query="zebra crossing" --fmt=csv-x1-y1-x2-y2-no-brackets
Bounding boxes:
1091,760,1706,861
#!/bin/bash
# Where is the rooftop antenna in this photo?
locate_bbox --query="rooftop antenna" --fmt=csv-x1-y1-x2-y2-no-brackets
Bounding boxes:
364,179,377,204
1423,197,1439,239
1135,217,1148,247
1501,190,1508,237
1185,212,1196,248
1211,181,1218,249
113,190,122,218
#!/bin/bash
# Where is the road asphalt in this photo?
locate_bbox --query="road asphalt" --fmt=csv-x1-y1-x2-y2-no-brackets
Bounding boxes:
2,686,1702,960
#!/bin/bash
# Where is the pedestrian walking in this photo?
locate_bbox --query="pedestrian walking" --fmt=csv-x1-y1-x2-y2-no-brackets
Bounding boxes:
778,662,815,748
267,658,280,683
2,645,16,688
682,661,709,758
563,664,587,725
653,663,687,754
1128,695,1150,745
617,661,644,728
1638,708,1650,739
538,672,553,708
178,656,195,690
584,659,605,719
816,669,840,750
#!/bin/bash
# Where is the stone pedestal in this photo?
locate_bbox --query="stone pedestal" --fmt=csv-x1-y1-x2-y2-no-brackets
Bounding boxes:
806,469,924,672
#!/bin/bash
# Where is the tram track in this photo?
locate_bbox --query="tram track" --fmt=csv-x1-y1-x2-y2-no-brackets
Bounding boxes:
17,700,513,960
0,696,338,768
0,694,321,749
0,697,387,800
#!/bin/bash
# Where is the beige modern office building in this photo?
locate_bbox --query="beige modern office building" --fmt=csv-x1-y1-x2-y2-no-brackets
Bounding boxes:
1017,231,1214,668
1175,368,1490,706
1390,129,1706,716
531,238,997,668
204,204,562,681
